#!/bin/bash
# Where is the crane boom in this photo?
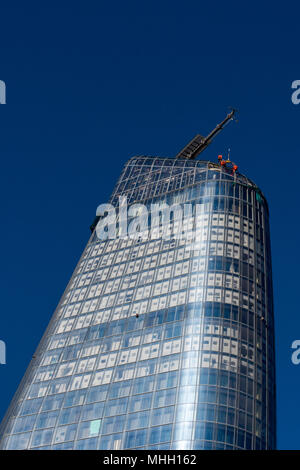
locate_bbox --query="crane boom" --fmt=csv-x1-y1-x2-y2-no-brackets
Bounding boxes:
175,109,236,160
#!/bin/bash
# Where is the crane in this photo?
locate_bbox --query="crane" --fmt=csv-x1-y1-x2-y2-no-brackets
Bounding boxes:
175,109,237,160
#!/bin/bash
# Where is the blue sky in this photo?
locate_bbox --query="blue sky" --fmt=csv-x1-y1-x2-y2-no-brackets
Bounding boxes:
0,1,299,449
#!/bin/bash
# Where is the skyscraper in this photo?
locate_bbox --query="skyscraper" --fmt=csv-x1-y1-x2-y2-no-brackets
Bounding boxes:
0,137,276,450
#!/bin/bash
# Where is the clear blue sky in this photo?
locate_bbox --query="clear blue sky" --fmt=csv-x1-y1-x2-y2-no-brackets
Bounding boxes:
0,1,299,449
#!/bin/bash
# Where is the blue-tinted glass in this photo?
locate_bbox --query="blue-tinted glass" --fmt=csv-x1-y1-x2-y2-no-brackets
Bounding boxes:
0,157,275,450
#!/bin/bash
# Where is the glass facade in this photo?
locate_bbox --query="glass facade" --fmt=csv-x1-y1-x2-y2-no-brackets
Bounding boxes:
0,156,276,450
